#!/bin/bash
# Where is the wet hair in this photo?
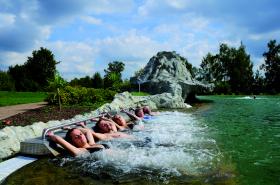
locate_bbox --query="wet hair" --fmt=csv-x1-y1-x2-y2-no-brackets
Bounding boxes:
135,108,143,115
112,114,124,125
112,115,118,122
92,119,102,133
65,128,76,145
142,106,151,114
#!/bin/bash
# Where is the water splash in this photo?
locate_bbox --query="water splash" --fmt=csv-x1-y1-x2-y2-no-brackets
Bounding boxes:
60,111,222,182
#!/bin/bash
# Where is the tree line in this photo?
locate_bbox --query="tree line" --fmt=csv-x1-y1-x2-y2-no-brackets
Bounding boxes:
0,47,131,92
0,39,279,95
195,40,280,94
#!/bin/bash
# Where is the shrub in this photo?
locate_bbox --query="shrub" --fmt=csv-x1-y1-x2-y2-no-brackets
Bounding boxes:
46,86,116,106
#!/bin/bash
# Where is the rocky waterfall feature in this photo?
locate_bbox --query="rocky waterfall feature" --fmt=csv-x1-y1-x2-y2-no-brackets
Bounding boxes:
132,51,212,102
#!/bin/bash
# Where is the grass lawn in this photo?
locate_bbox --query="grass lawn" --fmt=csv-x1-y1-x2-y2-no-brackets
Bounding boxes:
130,91,150,96
0,91,48,106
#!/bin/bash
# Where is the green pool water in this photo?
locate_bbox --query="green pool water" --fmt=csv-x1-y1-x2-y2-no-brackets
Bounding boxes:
195,95,280,185
2,95,279,185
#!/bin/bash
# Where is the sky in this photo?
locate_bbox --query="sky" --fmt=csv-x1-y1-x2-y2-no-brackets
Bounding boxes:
0,0,279,81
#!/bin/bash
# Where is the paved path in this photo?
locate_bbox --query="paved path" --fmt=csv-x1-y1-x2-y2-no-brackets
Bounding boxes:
0,102,47,120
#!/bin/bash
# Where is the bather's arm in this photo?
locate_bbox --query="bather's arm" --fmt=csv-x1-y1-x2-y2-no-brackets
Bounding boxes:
47,132,85,156
121,109,141,121
76,122,109,141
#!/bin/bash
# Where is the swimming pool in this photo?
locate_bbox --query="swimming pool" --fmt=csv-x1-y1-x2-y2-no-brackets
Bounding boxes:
3,111,235,184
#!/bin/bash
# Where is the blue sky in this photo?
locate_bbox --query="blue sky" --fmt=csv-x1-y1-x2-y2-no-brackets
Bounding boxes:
0,0,279,80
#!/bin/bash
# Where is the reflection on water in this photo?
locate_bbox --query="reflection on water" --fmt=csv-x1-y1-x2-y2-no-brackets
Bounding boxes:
3,111,236,185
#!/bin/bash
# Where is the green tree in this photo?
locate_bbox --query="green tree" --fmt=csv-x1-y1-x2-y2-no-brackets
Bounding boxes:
252,70,265,94
104,61,125,88
8,64,29,91
69,78,80,87
134,68,144,79
200,53,220,82
261,40,280,93
47,71,68,111
226,43,253,93
25,47,58,90
0,71,15,91
199,43,254,94
78,76,92,88
92,72,103,89
8,47,58,91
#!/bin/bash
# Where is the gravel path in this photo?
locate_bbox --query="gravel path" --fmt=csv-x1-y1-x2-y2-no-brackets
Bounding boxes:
0,102,47,120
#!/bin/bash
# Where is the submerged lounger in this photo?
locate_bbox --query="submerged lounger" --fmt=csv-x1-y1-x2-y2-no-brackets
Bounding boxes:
20,112,131,157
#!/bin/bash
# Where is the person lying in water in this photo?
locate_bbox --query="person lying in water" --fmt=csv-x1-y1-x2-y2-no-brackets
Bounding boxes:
80,117,133,139
95,109,144,133
63,122,129,141
47,128,108,157
133,106,160,119
116,109,144,130
142,105,160,116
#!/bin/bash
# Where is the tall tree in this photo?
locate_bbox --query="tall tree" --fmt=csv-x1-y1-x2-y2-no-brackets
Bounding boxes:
0,71,14,91
92,72,103,88
25,47,58,89
8,47,58,91
200,53,220,82
252,70,265,94
8,64,28,91
262,40,280,93
104,61,125,88
227,44,253,93
199,43,254,94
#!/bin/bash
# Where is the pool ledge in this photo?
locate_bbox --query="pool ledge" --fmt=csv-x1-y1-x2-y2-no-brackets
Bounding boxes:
0,156,37,183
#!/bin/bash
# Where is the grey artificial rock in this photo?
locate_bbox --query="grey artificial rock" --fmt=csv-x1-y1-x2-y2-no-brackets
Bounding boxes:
134,51,212,102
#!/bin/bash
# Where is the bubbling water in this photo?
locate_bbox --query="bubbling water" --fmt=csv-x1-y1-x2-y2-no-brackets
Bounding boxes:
62,111,222,181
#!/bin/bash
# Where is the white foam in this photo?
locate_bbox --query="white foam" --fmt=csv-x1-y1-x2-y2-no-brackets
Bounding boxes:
66,111,221,178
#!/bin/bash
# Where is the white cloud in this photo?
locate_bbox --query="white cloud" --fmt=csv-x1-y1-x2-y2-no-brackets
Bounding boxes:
80,16,102,25
165,0,191,9
0,13,16,27
0,51,28,67
44,41,99,80
248,29,280,41
87,0,134,14
94,31,170,78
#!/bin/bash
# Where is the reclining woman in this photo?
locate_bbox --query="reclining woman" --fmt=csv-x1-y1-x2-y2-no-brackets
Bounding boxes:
134,106,160,120
47,128,108,157
81,116,133,139
112,109,144,130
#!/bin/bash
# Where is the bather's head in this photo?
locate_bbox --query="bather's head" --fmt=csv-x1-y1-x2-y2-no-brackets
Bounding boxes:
135,108,144,118
94,119,114,133
65,128,87,148
112,114,126,126
142,106,151,114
